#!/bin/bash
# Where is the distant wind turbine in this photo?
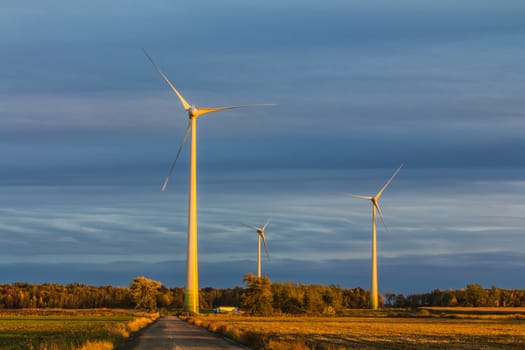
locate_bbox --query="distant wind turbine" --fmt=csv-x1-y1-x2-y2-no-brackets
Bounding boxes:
144,49,272,314
244,219,270,278
348,164,403,310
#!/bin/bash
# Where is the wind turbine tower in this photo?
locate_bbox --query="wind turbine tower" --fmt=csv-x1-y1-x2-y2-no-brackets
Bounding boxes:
350,164,403,309
245,220,270,278
144,50,270,313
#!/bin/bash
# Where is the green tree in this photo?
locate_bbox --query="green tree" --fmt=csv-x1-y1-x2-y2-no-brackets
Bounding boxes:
272,282,306,314
343,287,369,309
465,283,486,307
240,273,273,316
395,294,407,308
323,285,344,313
384,291,395,307
488,286,501,307
441,290,458,306
303,286,324,314
129,276,161,312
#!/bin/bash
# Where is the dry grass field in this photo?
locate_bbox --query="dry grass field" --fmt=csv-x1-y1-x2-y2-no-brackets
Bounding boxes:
421,307,525,314
188,310,525,350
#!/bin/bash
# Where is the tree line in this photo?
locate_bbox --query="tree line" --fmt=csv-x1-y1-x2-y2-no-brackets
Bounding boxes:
391,283,525,308
0,282,133,309
0,279,524,313
0,277,370,313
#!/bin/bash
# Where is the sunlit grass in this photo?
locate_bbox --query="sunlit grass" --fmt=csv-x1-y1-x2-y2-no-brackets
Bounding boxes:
0,309,158,350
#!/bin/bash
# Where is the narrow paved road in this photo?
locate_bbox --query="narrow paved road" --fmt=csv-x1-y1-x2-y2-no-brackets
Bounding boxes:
118,316,248,350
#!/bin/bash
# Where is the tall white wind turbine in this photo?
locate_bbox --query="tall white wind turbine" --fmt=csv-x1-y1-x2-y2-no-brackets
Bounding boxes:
350,164,403,310
245,219,270,278
144,49,271,314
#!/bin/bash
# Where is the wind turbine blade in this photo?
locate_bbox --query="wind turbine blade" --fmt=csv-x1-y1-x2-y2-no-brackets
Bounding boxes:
197,106,242,116
261,233,270,261
375,202,390,233
243,223,259,231
263,218,270,230
197,103,276,117
347,194,373,200
375,163,404,200
161,121,191,192
142,49,191,111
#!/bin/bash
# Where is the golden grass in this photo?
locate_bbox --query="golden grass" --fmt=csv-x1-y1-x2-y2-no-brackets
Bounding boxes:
126,316,156,333
188,314,525,350
77,340,114,350
110,315,159,338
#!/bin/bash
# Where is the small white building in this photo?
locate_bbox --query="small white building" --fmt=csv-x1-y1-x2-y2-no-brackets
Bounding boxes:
213,306,239,314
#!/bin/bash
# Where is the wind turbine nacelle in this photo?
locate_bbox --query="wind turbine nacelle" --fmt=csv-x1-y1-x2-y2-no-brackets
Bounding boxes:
189,107,199,117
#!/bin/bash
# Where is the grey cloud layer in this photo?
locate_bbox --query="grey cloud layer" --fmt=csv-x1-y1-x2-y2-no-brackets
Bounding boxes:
1,1,524,292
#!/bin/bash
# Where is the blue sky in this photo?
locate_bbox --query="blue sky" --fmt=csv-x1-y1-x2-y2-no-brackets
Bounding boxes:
1,0,525,294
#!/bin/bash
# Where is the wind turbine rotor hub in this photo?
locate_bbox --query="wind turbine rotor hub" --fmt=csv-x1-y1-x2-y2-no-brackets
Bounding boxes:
188,106,199,118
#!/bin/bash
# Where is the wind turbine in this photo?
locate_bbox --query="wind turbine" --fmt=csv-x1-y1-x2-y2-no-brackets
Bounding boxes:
144,49,270,314
349,164,403,310
244,219,270,278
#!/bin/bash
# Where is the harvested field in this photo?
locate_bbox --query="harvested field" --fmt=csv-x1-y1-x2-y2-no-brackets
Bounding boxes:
189,312,525,349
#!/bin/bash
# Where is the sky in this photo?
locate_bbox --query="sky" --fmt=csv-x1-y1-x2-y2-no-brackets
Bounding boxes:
1,0,525,295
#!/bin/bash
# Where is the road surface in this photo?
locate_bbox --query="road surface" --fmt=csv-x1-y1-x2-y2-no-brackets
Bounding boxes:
118,316,248,350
